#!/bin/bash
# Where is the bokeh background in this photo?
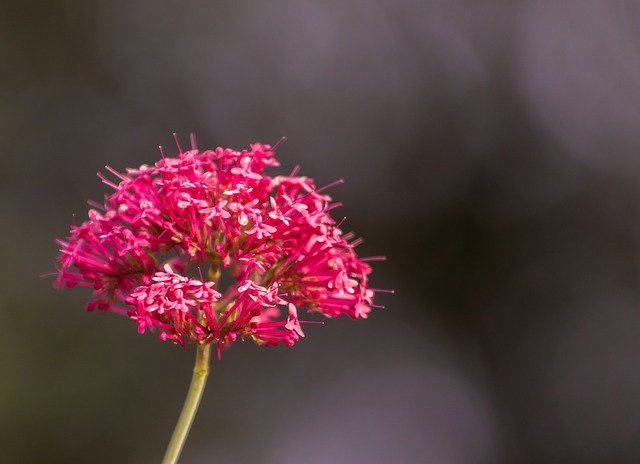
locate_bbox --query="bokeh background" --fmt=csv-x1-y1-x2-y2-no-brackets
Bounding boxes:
2,1,640,463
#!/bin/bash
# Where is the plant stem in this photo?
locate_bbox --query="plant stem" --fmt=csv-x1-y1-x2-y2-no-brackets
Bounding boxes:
161,343,211,464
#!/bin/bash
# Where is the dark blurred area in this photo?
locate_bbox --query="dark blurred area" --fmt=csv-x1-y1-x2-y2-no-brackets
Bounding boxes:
2,1,640,463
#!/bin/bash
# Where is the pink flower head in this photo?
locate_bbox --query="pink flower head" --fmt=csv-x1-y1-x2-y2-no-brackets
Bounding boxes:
54,136,386,356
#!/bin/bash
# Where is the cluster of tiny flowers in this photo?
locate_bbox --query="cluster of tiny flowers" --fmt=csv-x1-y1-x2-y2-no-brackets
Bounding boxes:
54,139,384,355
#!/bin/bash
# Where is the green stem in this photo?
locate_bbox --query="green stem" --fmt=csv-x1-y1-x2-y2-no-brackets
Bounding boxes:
161,343,211,464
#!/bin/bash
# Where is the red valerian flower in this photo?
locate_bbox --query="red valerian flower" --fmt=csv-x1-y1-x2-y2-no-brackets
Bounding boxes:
54,137,387,356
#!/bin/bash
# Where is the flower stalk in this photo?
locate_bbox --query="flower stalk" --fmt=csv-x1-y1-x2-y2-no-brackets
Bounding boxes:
161,343,211,464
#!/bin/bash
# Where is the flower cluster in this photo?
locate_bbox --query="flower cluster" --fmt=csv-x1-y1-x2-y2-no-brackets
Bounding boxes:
54,138,384,355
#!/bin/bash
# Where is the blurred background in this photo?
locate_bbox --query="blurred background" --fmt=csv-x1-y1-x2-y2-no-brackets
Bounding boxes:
2,1,640,463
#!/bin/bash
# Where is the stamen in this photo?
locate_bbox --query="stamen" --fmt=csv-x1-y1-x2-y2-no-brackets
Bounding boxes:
272,136,287,151
349,237,364,247
173,133,183,153
158,145,166,159
105,165,130,181
317,178,344,193
361,256,386,262
190,133,198,151
325,202,343,212
97,172,118,190
87,200,106,211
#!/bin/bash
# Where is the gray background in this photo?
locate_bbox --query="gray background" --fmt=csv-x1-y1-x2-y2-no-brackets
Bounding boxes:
2,1,640,463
